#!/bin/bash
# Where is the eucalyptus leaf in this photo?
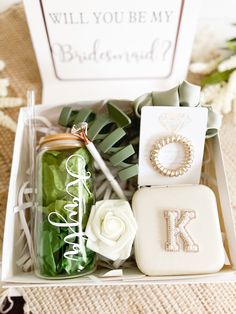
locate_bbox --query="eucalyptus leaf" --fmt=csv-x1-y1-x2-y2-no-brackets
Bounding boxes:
201,69,236,86
226,40,236,52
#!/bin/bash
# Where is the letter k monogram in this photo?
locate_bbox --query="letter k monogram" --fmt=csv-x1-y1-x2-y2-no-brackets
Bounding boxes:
164,210,199,252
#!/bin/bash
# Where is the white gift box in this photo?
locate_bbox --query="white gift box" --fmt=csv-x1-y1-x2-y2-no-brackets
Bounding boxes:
2,0,236,287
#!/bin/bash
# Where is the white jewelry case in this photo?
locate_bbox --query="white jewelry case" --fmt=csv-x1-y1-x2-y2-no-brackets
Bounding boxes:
132,184,225,276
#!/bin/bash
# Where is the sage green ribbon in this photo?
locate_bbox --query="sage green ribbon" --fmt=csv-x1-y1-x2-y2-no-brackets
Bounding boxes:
134,81,222,138
59,103,138,181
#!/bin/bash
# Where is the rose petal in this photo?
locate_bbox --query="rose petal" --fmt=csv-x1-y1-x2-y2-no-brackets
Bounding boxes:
101,212,125,241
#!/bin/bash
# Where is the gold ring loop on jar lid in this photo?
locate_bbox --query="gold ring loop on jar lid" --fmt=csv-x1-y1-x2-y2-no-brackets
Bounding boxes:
150,135,194,177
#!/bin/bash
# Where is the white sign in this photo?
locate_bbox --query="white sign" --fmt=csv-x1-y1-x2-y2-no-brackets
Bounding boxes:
24,0,201,103
41,0,182,80
138,107,208,186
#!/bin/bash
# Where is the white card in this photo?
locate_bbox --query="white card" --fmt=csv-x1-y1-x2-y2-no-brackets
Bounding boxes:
138,106,208,186
40,0,182,80
23,0,201,103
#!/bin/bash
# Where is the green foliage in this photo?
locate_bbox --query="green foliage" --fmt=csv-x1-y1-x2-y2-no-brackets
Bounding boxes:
201,69,236,86
201,31,236,87
226,37,236,52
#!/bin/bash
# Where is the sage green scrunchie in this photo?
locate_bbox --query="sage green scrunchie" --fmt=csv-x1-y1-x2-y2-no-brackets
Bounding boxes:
134,81,222,138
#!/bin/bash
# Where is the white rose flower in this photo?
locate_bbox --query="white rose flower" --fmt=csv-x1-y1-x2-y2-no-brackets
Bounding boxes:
85,200,137,261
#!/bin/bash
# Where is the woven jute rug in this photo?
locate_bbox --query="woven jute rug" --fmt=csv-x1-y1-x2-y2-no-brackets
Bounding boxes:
1,4,236,314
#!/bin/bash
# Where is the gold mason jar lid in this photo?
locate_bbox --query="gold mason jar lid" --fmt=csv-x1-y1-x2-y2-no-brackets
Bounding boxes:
39,133,81,147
